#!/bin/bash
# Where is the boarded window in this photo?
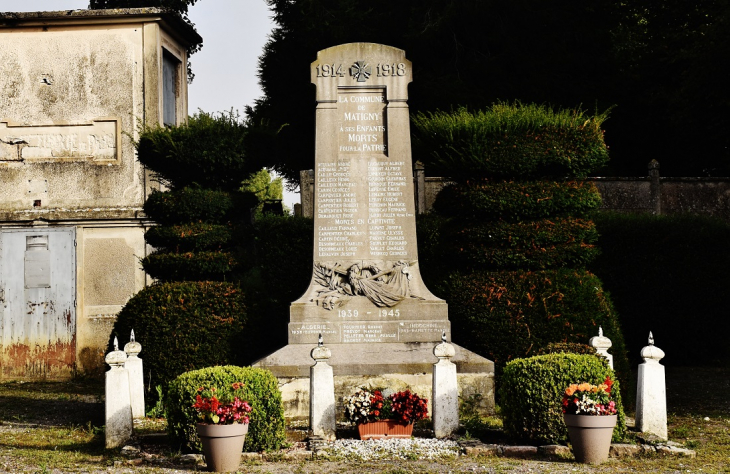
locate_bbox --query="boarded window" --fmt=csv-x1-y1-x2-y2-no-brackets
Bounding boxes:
24,235,51,288
163,50,180,127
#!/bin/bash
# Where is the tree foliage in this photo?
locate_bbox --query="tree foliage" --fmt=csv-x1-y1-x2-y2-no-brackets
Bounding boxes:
241,169,284,213
89,0,198,12
89,0,203,81
251,0,730,181
608,0,730,175
136,111,262,192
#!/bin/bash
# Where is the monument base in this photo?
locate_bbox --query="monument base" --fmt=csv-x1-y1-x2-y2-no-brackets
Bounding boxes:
252,342,495,421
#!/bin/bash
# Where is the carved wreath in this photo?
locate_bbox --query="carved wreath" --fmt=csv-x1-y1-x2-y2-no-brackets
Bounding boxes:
312,260,421,310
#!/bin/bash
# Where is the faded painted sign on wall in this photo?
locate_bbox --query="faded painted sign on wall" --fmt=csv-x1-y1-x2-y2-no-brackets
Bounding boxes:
0,118,120,164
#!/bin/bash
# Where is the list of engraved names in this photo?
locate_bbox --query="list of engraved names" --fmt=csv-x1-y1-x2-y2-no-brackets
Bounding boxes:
316,90,413,260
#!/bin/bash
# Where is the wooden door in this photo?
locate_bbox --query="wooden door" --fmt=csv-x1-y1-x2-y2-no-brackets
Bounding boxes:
0,228,76,380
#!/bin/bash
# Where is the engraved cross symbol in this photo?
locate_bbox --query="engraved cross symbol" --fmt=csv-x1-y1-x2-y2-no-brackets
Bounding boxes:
350,61,371,82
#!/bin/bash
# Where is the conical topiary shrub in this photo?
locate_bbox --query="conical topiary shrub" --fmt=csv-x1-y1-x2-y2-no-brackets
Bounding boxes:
412,103,630,396
109,112,261,402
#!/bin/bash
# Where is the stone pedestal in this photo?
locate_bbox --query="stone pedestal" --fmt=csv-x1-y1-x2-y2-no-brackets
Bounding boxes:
105,337,133,448
636,332,667,440
124,330,144,419
432,336,459,438
258,342,494,420
309,339,336,440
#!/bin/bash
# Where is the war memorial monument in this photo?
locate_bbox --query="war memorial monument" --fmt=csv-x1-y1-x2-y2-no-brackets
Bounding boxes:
255,43,494,418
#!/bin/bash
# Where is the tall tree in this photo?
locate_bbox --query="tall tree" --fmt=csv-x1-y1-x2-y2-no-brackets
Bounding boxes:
609,0,730,176
249,0,622,183
250,0,730,181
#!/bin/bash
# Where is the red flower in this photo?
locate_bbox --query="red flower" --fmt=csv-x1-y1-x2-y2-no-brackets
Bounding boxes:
603,376,613,394
192,386,252,425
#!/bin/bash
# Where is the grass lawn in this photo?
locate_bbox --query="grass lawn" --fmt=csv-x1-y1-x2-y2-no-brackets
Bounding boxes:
0,366,728,473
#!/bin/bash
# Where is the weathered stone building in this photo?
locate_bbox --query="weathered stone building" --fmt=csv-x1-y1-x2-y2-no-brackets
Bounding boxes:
0,9,201,379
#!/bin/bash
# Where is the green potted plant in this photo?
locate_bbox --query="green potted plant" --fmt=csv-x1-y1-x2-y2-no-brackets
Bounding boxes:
562,376,617,464
344,389,428,439
192,382,252,472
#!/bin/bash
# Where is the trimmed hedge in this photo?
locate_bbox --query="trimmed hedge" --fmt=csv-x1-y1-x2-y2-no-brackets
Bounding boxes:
536,342,597,356
500,353,626,444
434,269,630,394
591,212,730,365
141,250,238,282
237,214,314,363
444,217,599,269
433,180,602,221
166,366,285,453
415,212,453,287
136,110,262,192
144,188,257,226
412,103,609,180
110,281,246,395
144,223,233,252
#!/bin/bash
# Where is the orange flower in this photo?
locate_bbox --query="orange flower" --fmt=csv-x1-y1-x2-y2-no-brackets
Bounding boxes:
565,385,578,396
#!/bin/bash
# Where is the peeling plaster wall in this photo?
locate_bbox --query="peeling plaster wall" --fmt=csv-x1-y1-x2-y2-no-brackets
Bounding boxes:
76,226,147,377
0,24,144,210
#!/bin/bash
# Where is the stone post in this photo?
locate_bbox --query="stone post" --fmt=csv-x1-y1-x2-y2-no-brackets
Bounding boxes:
414,160,426,214
648,160,661,215
432,332,459,438
589,326,614,369
636,332,667,440
309,334,336,440
300,169,315,218
124,329,145,419
105,337,133,448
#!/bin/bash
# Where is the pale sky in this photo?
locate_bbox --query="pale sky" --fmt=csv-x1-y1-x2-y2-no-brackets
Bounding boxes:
0,0,298,206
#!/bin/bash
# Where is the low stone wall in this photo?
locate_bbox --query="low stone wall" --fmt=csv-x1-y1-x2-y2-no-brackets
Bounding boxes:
588,177,730,221
421,174,730,221
301,166,730,222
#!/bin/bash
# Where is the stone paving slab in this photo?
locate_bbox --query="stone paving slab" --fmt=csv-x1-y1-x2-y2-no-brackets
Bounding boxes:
501,446,538,458
538,445,571,456
458,441,696,460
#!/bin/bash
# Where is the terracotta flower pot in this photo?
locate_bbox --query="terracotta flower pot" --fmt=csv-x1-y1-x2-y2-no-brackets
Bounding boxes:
357,419,414,440
564,414,617,464
196,423,249,472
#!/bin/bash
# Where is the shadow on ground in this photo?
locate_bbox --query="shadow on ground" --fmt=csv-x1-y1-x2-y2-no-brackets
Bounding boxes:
0,381,104,427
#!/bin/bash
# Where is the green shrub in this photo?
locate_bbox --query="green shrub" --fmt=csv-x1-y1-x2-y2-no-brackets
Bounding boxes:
412,103,609,180
110,282,246,395
591,212,730,365
250,214,314,301
499,353,626,444
444,217,599,270
536,342,597,356
143,188,256,225
434,269,630,395
145,223,233,252
141,250,238,282
166,366,285,453
136,110,263,191
433,181,602,221
416,213,455,287
237,214,314,363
